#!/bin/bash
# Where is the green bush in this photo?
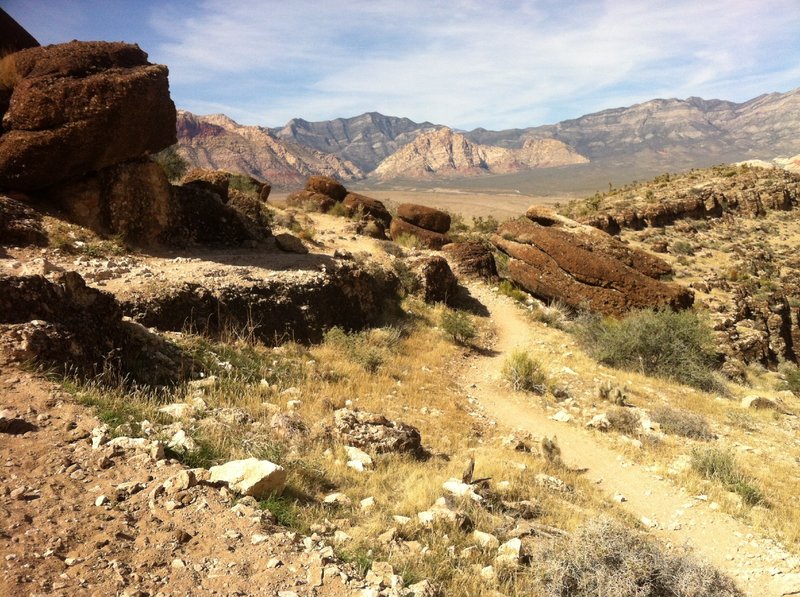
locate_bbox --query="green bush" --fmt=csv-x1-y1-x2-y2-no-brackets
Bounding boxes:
440,310,476,345
691,447,764,506
498,279,528,303
472,215,499,233
779,363,800,396
502,350,545,393
671,240,694,256
229,173,261,195
151,145,188,182
575,309,721,392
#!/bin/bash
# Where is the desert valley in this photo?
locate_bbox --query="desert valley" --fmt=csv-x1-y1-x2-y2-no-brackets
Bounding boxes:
2,6,800,597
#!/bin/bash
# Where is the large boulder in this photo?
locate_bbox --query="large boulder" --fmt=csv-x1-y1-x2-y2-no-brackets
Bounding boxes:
0,41,176,191
333,408,427,460
181,168,230,202
342,192,392,228
492,213,693,316
397,204,451,233
442,241,497,279
285,189,335,212
407,255,459,304
390,217,450,250
305,175,347,202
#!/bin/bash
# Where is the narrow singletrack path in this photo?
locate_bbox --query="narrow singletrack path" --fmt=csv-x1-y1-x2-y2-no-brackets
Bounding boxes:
462,282,797,597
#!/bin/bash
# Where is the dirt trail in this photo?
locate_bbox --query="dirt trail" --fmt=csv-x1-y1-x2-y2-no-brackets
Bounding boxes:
463,282,798,597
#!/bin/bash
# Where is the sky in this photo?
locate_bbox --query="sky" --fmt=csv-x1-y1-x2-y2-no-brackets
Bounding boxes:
5,0,800,130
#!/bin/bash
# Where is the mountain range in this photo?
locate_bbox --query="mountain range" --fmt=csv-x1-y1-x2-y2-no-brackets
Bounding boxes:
173,88,800,193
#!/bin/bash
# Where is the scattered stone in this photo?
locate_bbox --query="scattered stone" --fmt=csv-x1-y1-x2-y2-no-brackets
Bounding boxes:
345,446,374,470
741,395,779,410
333,408,426,459
496,538,523,565
550,410,573,423
473,530,500,549
442,478,483,502
360,496,376,511
209,458,287,498
586,413,611,431
323,492,352,507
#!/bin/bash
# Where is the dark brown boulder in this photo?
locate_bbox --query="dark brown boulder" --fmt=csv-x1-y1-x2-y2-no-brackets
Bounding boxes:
227,189,272,241
47,159,173,245
397,203,451,233
169,185,257,247
342,193,392,227
407,255,459,304
305,175,347,202
442,242,497,279
492,216,693,316
389,217,450,250
286,189,335,212
0,41,176,191
0,194,47,246
0,9,38,58
182,168,230,202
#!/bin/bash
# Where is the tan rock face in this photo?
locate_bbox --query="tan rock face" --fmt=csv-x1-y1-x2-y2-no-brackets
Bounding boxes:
492,214,693,316
0,41,176,191
373,127,586,179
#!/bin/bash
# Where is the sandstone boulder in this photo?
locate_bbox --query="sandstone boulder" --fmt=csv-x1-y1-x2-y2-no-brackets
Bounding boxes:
0,41,176,191
0,9,38,59
170,184,259,246
209,458,287,498
342,193,392,227
407,255,458,304
182,168,230,202
492,214,693,316
274,232,308,254
285,189,335,212
305,175,347,202
333,408,427,459
226,190,273,241
397,204,451,233
442,241,497,279
390,217,450,250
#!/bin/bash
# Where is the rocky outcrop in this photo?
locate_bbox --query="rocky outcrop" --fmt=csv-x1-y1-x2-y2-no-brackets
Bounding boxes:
0,41,176,191
0,194,47,246
342,193,392,228
442,242,498,279
182,168,231,202
285,190,335,212
305,175,347,202
332,408,427,459
390,204,451,249
492,212,692,316
121,263,400,345
373,128,587,179
175,111,363,188
0,272,192,384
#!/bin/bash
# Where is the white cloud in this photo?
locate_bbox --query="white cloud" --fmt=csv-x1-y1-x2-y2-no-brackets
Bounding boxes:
147,0,800,128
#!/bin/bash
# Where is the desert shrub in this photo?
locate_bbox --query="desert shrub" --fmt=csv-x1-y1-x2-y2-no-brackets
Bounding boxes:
606,407,640,435
440,310,476,345
575,309,722,392
651,405,713,440
328,202,351,218
394,232,423,249
537,517,743,597
502,350,545,393
691,447,764,506
323,326,403,373
671,240,694,255
392,260,421,297
151,145,188,182
228,173,260,195
472,215,499,233
498,279,528,303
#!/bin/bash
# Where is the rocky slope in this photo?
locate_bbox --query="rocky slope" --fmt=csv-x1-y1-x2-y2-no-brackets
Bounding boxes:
176,111,364,188
274,112,441,172
373,128,587,179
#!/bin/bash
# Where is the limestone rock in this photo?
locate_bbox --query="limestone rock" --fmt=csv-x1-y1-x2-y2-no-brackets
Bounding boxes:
333,408,426,459
209,458,287,498
0,41,176,191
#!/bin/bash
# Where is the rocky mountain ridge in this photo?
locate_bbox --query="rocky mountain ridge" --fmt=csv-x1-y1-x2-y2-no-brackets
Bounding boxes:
175,111,363,187
373,128,587,179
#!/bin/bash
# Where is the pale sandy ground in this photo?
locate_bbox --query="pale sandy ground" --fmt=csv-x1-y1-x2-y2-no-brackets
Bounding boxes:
272,189,576,221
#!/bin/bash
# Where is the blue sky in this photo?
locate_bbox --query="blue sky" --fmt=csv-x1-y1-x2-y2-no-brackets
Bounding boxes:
5,0,800,130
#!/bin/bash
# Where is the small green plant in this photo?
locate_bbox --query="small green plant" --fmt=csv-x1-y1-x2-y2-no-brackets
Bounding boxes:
392,260,421,297
228,173,261,195
502,350,545,392
260,494,298,527
575,309,722,392
440,310,476,345
394,232,423,250
606,407,640,435
650,405,713,440
151,145,188,182
498,280,528,303
690,447,764,506
472,215,499,233
671,240,694,256
779,363,800,396
328,202,351,218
